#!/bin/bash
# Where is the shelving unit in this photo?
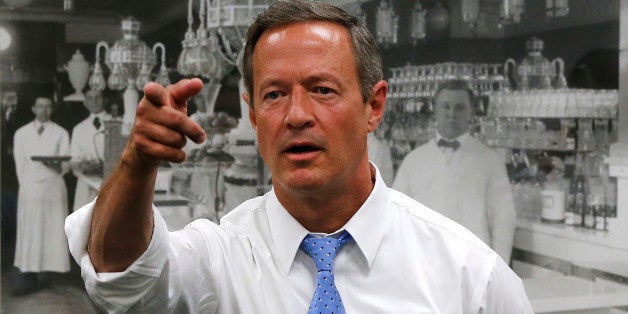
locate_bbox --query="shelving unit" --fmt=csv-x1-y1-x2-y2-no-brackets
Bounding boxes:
482,90,619,232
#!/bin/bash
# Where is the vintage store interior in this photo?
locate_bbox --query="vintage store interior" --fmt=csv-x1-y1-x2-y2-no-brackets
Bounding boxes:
1,0,628,312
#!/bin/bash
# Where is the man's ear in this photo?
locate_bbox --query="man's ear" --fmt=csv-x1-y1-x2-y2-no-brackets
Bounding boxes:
366,80,387,133
243,93,256,130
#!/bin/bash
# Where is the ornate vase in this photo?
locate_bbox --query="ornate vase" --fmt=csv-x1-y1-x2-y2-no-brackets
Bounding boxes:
64,50,90,101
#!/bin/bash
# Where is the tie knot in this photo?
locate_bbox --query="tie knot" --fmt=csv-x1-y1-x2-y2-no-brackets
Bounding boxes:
437,138,460,150
93,117,101,130
301,231,352,272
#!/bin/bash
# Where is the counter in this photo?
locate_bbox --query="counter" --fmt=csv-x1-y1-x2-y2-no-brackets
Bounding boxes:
513,217,628,312
523,276,628,313
514,217,628,281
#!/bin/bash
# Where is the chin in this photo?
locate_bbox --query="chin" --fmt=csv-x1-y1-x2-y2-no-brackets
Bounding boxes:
277,171,326,192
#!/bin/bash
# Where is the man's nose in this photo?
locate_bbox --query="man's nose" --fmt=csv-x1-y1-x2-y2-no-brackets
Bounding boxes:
445,106,460,118
284,89,314,128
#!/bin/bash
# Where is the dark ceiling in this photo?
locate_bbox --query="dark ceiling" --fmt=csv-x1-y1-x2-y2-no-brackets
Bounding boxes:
0,0,191,35
0,0,620,40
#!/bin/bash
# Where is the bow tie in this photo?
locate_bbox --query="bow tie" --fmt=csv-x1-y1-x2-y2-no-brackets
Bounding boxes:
437,138,460,151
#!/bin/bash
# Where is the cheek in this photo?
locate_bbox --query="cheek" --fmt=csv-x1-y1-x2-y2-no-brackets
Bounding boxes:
253,119,278,152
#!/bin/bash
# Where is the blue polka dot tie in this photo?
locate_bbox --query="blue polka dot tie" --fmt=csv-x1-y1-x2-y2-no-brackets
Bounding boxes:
301,231,352,314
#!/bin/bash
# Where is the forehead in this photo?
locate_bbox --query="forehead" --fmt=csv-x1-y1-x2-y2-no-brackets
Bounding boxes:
252,21,357,89
34,98,53,107
254,21,353,65
435,89,472,106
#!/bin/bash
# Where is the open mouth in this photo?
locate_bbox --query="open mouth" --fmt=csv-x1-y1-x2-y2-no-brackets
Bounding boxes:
286,145,320,154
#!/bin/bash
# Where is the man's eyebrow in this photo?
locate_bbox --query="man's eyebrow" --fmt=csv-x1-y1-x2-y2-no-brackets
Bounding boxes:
302,73,344,87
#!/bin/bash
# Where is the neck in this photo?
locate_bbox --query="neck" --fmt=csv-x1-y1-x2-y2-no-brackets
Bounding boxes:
438,130,467,141
276,162,375,233
36,118,49,123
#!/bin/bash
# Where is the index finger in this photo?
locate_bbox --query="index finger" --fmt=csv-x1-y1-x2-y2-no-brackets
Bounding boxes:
143,78,203,112
167,78,204,111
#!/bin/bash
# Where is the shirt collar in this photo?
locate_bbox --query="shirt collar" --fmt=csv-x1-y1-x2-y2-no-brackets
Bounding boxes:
266,163,391,274
34,120,50,128
90,112,110,120
435,132,472,146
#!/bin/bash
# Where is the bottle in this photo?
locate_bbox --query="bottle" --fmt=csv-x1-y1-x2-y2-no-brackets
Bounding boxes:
540,164,566,224
586,176,604,229
566,154,583,226
564,176,576,226
594,202,606,231
577,119,593,152
584,196,596,229
604,177,617,230
573,179,585,227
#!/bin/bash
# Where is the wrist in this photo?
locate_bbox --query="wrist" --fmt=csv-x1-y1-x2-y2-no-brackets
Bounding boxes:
120,148,160,175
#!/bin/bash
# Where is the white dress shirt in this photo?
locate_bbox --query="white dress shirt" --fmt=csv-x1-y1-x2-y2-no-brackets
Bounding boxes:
367,133,394,185
65,166,532,313
71,112,111,162
393,133,517,262
71,112,112,210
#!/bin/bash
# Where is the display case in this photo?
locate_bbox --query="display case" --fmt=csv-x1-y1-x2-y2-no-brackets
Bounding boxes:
481,88,619,232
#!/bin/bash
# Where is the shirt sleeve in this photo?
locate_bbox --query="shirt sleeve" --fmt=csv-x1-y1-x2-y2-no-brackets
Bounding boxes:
64,201,219,313
70,127,81,161
482,257,534,313
13,130,25,185
59,128,71,175
486,158,516,263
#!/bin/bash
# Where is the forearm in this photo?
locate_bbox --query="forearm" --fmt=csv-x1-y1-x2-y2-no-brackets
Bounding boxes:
491,216,515,263
88,147,159,272
87,78,205,272
489,194,516,263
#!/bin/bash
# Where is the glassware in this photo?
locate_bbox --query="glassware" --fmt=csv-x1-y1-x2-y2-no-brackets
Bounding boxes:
577,119,594,151
504,37,565,91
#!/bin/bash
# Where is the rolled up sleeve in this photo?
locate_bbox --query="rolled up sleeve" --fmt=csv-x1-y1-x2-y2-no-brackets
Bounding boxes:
65,199,170,312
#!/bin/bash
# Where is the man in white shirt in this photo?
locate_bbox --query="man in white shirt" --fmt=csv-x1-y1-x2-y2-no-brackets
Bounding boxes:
367,132,394,185
70,90,111,210
13,97,71,295
65,1,532,312
393,79,517,263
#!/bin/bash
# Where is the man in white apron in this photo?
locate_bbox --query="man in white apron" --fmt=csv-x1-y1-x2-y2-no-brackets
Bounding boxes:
70,90,111,210
12,97,71,295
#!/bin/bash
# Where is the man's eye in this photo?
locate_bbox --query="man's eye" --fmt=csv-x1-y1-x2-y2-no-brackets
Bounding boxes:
317,87,332,94
266,91,280,100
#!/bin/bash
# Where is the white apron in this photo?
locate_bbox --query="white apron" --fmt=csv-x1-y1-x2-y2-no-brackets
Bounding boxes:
13,121,71,272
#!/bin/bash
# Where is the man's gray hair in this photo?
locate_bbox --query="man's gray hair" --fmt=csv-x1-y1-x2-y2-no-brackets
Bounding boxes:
242,0,383,106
